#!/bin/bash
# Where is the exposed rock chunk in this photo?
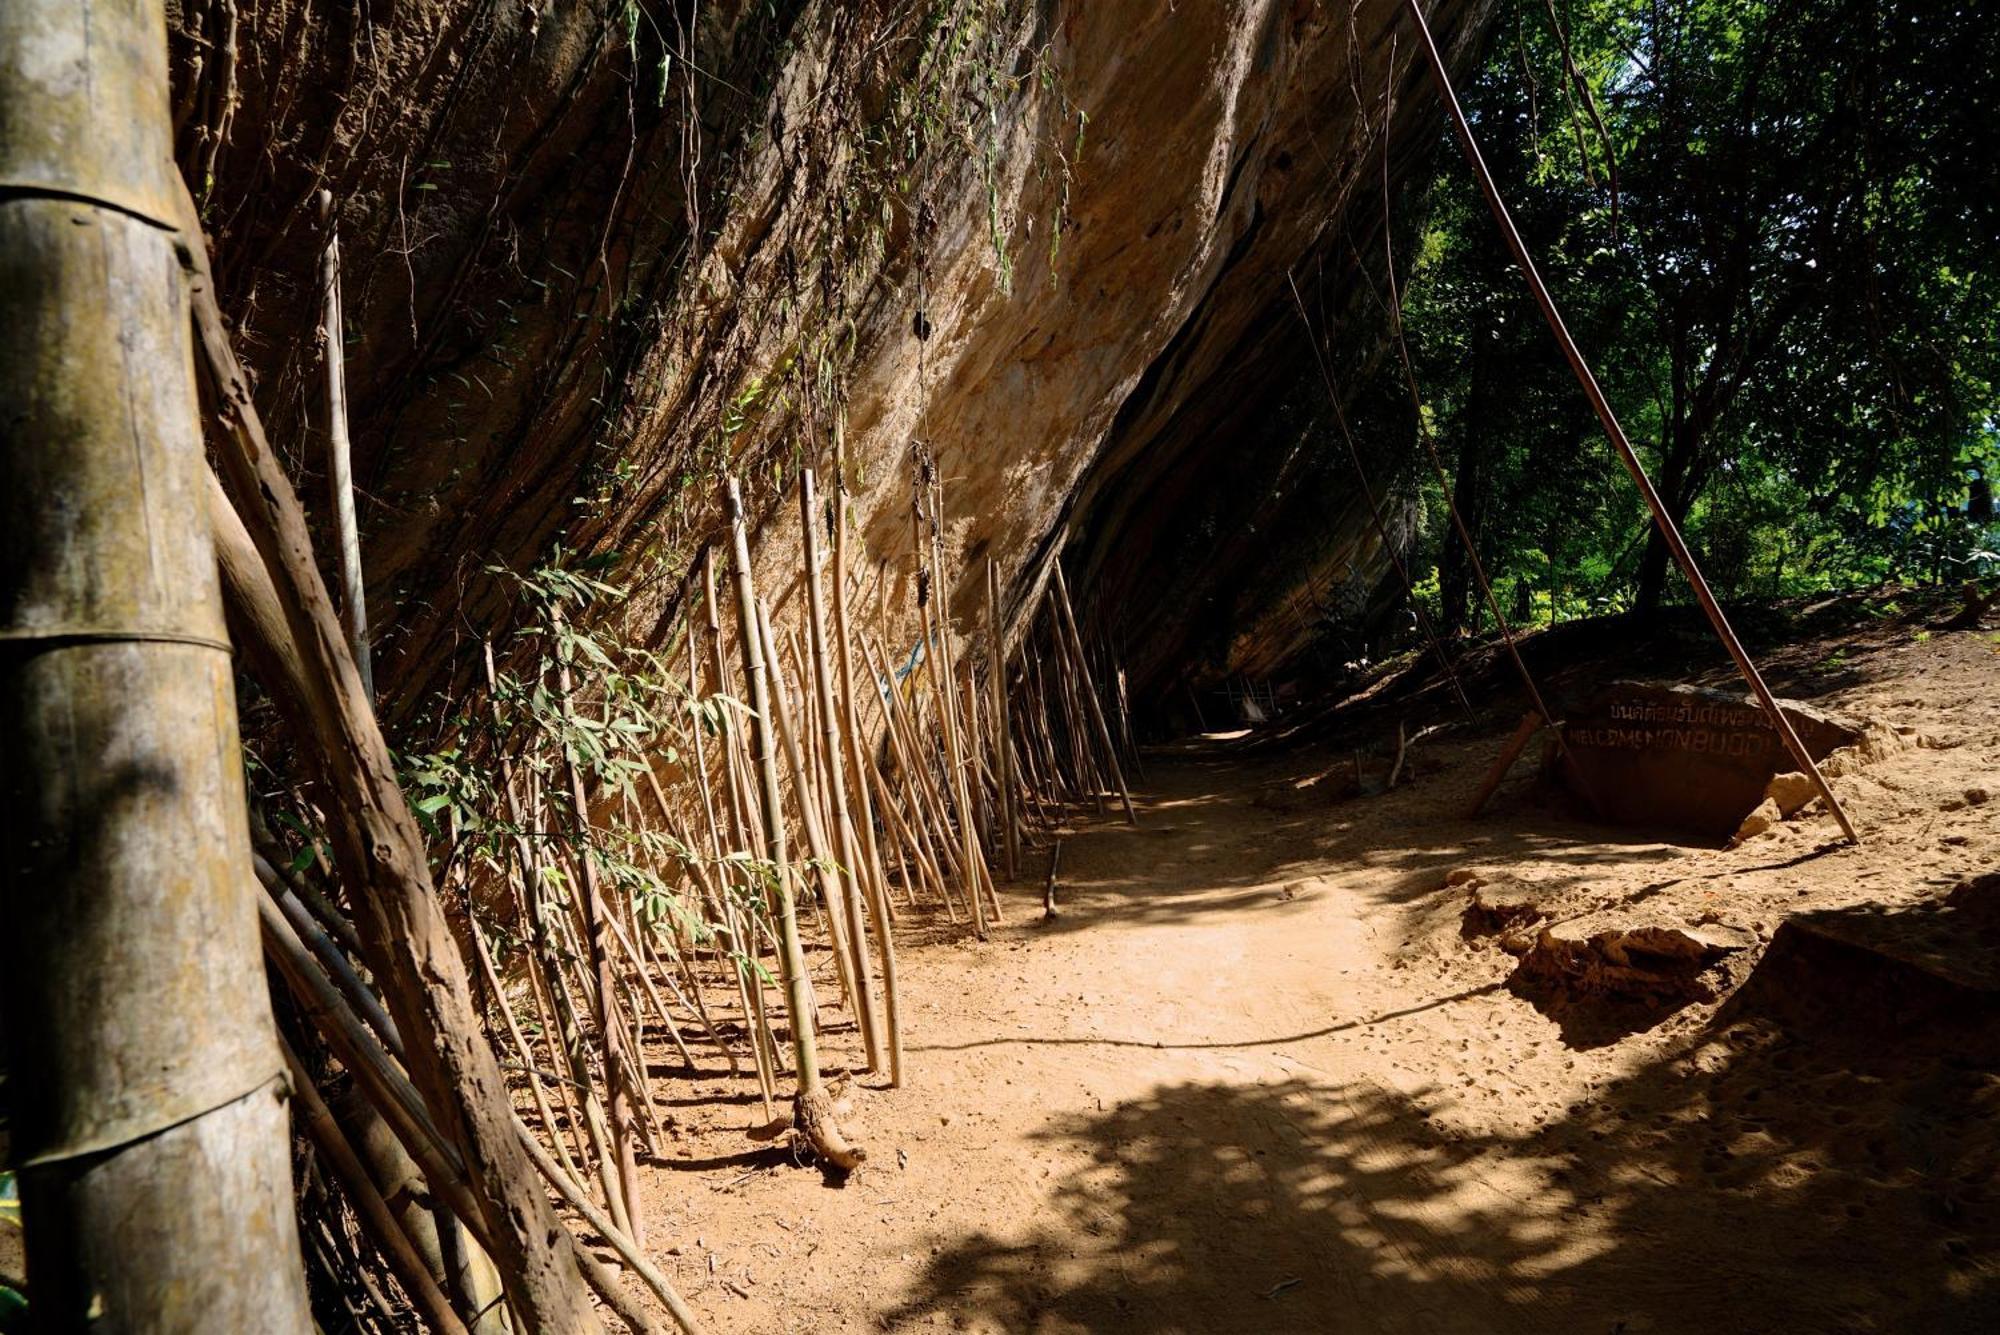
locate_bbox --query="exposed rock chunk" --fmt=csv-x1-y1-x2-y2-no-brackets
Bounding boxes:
1504,925,1751,1009
1457,872,1544,939
1764,771,1821,819
1729,798,1784,847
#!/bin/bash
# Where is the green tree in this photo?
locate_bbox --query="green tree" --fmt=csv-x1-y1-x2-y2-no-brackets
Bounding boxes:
1393,0,2000,619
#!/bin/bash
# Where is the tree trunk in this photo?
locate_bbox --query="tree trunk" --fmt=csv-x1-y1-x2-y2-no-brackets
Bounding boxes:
0,3,311,1327
1440,326,1495,635
1634,443,1698,617
1634,525,1671,614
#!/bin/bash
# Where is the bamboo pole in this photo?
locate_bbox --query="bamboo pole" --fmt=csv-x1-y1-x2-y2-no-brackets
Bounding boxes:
702,552,757,857
270,888,681,1335
762,604,878,1067
285,1041,471,1335
484,647,620,1211
704,537,773,1028
0,3,312,1321
1110,648,1146,782
1037,610,1094,805
960,664,992,859
529,805,631,1233
863,636,968,919
548,603,644,1245
604,906,697,1073
258,893,480,1231
1466,711,1545,818
829,451,896,928
317,187,372,699
707,649,776,1114
1027,649,1070,804
466,897,580,1185
844,645,945,912
798,468,901,1079
189,209,602,1331
1052,566,1136,823
987,560,1022,881
916,472,990,935
961,666,1008,924
506,839,589,1172
506,843,590,1173
507,1120,697,1335
641,762,765,1101
865,745,950,908
724,478,865,1169
897,691,971,890
256,852,404,1058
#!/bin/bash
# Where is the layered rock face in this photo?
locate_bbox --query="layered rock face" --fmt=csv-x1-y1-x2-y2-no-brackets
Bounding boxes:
171,0,1490,726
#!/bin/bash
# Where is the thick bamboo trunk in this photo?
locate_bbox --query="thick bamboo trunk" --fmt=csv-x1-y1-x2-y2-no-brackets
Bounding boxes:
0,4,311,1327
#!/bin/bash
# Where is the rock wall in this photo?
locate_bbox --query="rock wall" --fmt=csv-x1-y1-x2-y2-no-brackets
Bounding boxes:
171,0,1492,728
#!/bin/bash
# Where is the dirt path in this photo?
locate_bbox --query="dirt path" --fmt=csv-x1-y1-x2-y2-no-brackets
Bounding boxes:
638,625,2000,1333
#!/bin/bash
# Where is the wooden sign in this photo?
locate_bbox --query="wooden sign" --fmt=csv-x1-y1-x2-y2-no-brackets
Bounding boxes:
1555,682,1861,839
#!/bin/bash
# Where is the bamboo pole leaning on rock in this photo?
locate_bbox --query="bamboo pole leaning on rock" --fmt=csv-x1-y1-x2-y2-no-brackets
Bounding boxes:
867,741,949,909
1027,648,1072,806
987,560,1022,881
926,472,1003,926
698,550,790,1095
479,645,624,1224
960,664,992,862
725,478,865,1170
829,450,897,923
548,602,644,1246
284,1039,471,1335
864,635,970,919
479,646,596,1170
1109,644,1146,783
0,4,313,1322
1053,566,1137,824
911,460,988,936
317,187,371,699
257,893,479,1230
263,879,685,1334
190,213,604,1326
762,605,872,1061
802,470,902,1082
465,889,580,1185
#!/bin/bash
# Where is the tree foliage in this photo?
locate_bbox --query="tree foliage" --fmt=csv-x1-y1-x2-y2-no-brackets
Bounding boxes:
1387,0,2000,628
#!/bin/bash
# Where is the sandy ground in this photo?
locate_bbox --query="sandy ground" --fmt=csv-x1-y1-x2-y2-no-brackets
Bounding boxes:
2,607,1990,1331
624,612,2000,1334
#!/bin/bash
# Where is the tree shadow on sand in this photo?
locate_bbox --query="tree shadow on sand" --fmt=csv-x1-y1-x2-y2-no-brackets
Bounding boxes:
883,1020,2000,1333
